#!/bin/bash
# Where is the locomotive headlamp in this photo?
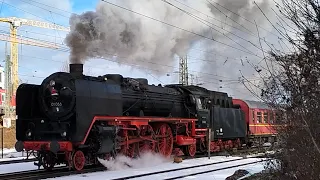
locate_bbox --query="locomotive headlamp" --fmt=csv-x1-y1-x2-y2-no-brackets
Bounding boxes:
49,80,55,86
61,131,66,137
26,130,32,137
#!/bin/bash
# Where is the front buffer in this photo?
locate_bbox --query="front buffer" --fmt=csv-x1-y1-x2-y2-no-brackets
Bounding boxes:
15,141,76,170
15,124,117,171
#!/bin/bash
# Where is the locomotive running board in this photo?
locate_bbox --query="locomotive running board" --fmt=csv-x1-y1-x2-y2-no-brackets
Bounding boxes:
79,115,198,145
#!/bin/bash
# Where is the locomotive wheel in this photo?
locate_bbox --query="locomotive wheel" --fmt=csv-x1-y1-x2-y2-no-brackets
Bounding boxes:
154,123,173,157
42,152,56,171
116,125,128,156
104,153,112,161
126,143,137,158
198,138,207,153
186,144,196,157
138,125,156,155
72,150,85,171
119,130,138,158
234,139,241,149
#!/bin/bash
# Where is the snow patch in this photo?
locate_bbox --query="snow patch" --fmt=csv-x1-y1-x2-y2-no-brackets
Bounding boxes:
97,152,170,171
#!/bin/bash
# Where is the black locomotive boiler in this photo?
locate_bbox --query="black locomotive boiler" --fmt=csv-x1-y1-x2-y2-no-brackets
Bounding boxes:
14,63,247,171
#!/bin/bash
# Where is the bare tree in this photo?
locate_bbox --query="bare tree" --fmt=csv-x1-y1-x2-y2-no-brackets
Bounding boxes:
240,0,320,179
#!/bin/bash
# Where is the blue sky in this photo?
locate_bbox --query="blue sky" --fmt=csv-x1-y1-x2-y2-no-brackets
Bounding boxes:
0,0,204,88
72,0,99,11
0,0,285,100
0,0,199,82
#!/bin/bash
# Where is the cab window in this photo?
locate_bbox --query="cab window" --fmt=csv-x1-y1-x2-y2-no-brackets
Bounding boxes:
196,98,203,110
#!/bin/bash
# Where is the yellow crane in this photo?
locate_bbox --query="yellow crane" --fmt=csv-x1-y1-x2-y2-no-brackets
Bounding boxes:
0,17,70,119
0,17,70,96
0,33,62,48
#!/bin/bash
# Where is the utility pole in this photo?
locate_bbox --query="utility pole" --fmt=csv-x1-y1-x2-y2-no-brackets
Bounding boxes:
4,42,12,119
189,74,194,85
179,56,188,85
0,108,4,158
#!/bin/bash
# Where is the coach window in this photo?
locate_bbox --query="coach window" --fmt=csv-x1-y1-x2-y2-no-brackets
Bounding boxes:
276,112,281,124
263,111,268,123
270,111,274,124
252,110,255,123
257,112,262,123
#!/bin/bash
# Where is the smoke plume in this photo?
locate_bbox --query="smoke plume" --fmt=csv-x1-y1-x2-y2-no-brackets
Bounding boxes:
199,0,275,99
97,152,170,171
64,0,218,74
65,0,275,99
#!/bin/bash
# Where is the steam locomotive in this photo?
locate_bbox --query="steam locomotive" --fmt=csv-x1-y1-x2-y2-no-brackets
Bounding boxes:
14,64,275,171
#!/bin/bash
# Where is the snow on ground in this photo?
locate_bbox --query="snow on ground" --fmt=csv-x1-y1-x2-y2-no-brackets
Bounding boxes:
0,156,32,162
0,148,37,174
0,151,269,179
193,162,266,180
123,158,265,180
0,148,28,159
47,152,267,180
0,162,37,174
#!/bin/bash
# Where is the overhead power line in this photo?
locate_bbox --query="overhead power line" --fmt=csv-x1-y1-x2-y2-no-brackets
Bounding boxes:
162,0,266,56
170,0,284,53
100,0,262,58
15,0,258,65
0,0,261,92
9,0,267,71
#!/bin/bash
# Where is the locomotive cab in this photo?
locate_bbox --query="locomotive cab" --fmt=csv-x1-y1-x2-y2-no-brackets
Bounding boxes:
193,95,210,128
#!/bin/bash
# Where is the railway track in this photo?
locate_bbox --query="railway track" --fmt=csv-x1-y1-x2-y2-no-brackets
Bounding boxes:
163,159,267,180
181,146,271,160
0,156,268,180
0,158,36,165
110,155,268,180
0,148,271,180
0,165,106,180
0,146,264,166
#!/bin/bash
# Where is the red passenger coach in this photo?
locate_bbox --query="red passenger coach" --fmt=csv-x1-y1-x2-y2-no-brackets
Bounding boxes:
232,99,278,146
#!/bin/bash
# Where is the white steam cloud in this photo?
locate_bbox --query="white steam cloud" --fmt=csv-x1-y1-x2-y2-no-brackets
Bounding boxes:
65,0,276,99
64,0,233,74
97,152,170,171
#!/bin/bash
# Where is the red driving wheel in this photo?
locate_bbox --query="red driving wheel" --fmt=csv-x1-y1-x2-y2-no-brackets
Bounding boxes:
154,123,173,157
72,150,85,171
139,125,156,154
187,144,196,157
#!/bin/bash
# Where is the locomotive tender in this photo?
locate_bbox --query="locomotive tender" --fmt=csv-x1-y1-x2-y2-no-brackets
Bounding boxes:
14,64,261,171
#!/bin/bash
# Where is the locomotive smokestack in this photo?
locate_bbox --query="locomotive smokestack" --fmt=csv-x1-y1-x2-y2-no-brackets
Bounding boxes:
69,63,83,78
